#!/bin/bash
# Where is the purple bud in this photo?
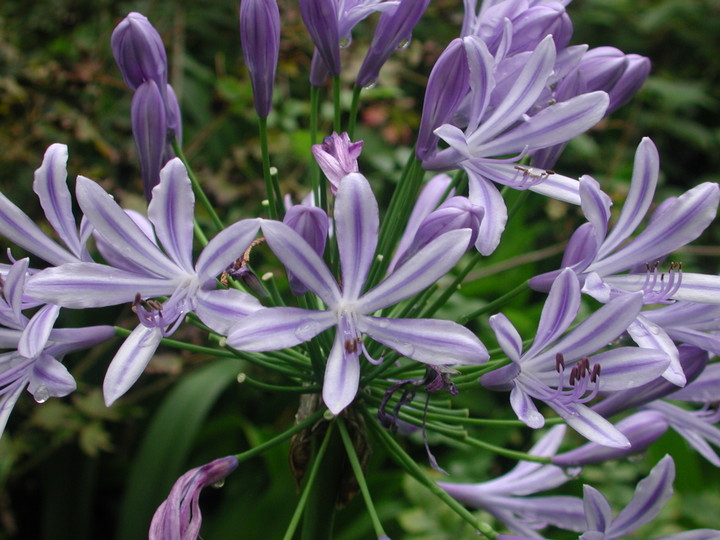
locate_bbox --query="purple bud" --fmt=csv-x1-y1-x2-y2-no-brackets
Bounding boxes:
240,0,281,118
282,204,329,295
310,48,331,87
165,83,183,143
416,38,471,161
311,132,364,194
356,0,431,88
553,411,669,467
298,0,341,77
149,456,239,540
579,47,651,114
393,196,483,270
111,12,168,92
132,80,167,200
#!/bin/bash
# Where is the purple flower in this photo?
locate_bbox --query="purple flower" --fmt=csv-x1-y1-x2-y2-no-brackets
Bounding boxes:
111,12,167,93
26,159,263,404
311,132,364,194
132,80,168,200
282,203,329,295
240,0,281,118
149,456,239,540
0,144,91,266
0,259,114,437
480,269,668,447
227,172,488,414
356,0,431,88
298,0,341,77
439,426,586,536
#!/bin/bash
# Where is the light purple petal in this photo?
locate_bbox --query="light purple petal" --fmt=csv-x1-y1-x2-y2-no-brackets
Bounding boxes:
148,158,195,272
599,138,659,258
587,182,720,277
260,219,340,307
465,169,507,255
628,315,685,386
103,324,163,406
18,304,60,359
609,455,675,537
359,316,488,365
195,219,260,284
582,347,670,391
195,288,263,335
474,92,609,157
527,292,643,369
488,313,522,362
94,209,158,273
579,175,612,248
357,228,471,314
4,258,29,321
323,330,360,415
582,485,613,533
46,325,116,357
26,263,179,308
511,385,545,429
335,173,378,300
526,269,581,358
0,380,26,437
669,363,720,402
604,273,720,304
33,143,82,258
464,36,496,134
548,401,630,448
227,307,336,351
28,352,76,400
75,175,178,277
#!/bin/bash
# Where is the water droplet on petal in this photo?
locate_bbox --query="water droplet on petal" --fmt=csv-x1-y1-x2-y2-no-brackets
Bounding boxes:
362,80,377,90
295,322,321,341
647,323,661,335
34,385,50,404
397,37,411,50
394,342,415,357
627,325,648,338
211,479,225,488
339,36,352,48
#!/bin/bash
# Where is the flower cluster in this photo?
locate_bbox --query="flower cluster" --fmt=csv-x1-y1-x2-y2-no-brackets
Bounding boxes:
1,0,719,539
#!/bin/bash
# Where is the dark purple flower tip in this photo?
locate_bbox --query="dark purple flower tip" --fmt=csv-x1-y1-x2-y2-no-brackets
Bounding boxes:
416,38,471,161
240,0,281,118
165,84,183,143
283,204,329,295
298,0,341,77
552,410,669,467
311,132,364,194
356,0,431,88
111,12,168,92
131,80,168,200
149,456,239,540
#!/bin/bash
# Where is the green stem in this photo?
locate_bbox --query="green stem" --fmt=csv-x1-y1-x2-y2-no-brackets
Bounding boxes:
258,117,283,219
333,76,342,133
364,411,497,539
236,373,320,394
310,85,323,212
420,251,484,319
337,417,387,538
282,423,335,540
348,85,361,139
172,139,224,232
458,280,529,324
236,408,325,464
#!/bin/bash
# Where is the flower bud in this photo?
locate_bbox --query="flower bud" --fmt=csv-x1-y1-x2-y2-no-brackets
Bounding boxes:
131,80,167,200
283,204,329,295
312,132,363,194
240,0,281,118
111,12,168,92
298,0,341,77
356,0,431,88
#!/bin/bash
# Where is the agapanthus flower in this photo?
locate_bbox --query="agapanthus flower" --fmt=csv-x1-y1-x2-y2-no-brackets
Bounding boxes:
240,0,281,118
480,268,669,447
227,172,488,414
0,259,114,437
311,131,364,194
149,455,238,540
440,425,586,536
282,202,329,296
26,159,263,404
298,0,341,78
0,143,91,267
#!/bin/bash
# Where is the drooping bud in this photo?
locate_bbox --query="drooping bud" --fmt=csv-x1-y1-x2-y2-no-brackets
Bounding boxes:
283,204,329,295
111,12,168,93
356,0,431,88
311,132,363,194
553,410,669,467
298,0,341,77
392,196,483,271
240,0,281,118
416,38,471,161
131,80,167,200
149,456,239,540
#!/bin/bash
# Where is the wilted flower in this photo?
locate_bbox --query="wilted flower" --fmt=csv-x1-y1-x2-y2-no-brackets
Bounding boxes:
311,132,364,193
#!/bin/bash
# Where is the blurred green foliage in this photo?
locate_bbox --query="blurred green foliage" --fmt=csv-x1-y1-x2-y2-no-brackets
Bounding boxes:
1,0,719,538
